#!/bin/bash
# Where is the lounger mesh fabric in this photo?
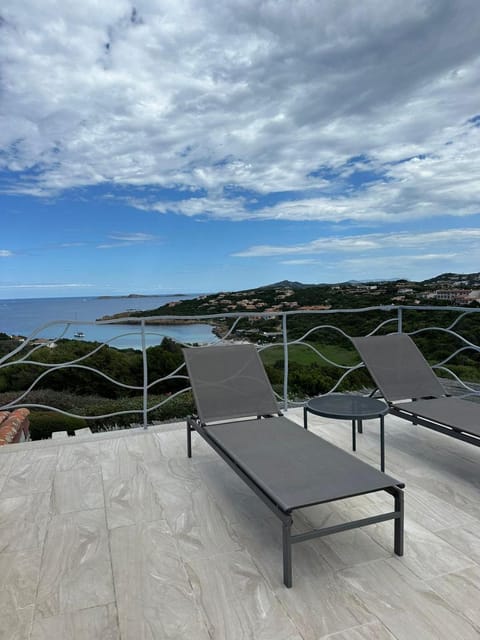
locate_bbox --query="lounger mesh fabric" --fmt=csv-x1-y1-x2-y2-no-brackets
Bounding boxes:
184,343,279,423
352,334,445,401
205,416,401,512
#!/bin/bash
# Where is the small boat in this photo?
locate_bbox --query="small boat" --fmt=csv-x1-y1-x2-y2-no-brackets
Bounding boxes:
73,331,85,338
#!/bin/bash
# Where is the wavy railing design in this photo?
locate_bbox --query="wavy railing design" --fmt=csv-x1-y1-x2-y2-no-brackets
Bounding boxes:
1,305,479,431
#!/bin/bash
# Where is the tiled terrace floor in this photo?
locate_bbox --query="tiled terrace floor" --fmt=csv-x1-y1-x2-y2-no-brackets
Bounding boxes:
1,408,479,639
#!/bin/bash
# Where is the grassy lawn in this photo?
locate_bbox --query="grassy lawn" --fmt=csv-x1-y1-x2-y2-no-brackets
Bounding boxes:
260,342,360,368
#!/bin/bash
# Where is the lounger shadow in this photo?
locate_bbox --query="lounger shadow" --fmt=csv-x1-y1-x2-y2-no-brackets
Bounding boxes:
183,343,404,587
352,333,480,447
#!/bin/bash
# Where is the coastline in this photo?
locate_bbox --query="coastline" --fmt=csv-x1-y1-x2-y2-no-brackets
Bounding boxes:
96,314,227,339
1,296,217,347
97,315,205,325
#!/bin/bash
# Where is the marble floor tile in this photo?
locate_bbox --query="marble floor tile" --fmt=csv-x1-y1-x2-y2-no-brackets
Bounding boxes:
100,436,165,481
436,522,480,564
15,446,59,461
427,565,480,629
339,558,480,640
166,481,242,561
0,492,51,553
400,462,480,512
1,455,57,499
297,503,392,571
144,451,199,486
402,485,477,532
153,427,189,457
35,508,114,619
103,463,166,529
0,452,14,475
0,547,42,610
117,432,165,463
52,466,105,514
110,519,210,640
394,520,475,580
0,603,34,640
186,550,304,640
324,621,398,639
230,516,377,639
56,441,100,471
0,473,7,494
303,496,476,580
30,603,120,640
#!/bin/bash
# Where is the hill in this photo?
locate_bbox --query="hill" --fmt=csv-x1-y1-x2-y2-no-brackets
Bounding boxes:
258,280,318,290
99,271,480,322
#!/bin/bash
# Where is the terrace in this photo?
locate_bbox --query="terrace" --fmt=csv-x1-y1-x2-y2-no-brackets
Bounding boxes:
1,410,480,639
1,306,480,638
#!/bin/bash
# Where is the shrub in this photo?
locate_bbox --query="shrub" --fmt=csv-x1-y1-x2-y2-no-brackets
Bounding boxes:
29,411,88,440
0,389,107,411
73,391,195,429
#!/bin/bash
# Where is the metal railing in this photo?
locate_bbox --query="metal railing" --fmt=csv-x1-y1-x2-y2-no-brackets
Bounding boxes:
1,305,479,429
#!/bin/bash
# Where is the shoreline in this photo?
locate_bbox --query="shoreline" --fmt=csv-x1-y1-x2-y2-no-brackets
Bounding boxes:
96,315,227,339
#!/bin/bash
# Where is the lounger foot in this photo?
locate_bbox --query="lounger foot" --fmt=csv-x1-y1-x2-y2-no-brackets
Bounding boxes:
186,418,195,458
282,517,293,588
393,488,404,556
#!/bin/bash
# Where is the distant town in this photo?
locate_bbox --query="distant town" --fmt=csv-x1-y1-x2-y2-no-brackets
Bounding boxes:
143,271,480,318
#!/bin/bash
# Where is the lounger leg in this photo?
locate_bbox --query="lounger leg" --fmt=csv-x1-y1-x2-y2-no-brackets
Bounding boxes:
303,406,308,429
282,516,293,588
393,488,404,556
380,415,385,472
186,420,192,458
357,419,363,434
351,420,356,451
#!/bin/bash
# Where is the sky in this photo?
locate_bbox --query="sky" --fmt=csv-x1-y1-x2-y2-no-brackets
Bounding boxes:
1,0,480,299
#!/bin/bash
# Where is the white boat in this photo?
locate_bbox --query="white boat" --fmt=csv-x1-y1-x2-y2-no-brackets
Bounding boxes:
73,331,85,338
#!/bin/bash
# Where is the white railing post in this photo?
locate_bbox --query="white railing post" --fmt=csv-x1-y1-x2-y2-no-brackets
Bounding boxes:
141,319,148,429
397,307,403,333
282,313,289,411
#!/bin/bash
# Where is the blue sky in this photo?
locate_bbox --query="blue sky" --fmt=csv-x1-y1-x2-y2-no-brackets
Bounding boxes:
1,1,480,299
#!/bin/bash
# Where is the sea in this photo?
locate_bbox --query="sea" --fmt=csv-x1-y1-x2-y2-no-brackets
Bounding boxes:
0,295,216,349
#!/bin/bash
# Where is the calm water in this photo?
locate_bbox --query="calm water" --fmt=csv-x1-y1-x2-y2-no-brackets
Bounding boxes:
0,295,216,349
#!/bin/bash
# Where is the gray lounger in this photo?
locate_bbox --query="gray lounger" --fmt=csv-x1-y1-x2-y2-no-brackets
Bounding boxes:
183,343,404,587
353,333,480,447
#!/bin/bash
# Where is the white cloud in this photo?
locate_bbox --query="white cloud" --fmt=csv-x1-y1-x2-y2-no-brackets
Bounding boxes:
1,0,480,228
234,228,480,257
97,232,160,249
0,250,14,257
0,283,94,289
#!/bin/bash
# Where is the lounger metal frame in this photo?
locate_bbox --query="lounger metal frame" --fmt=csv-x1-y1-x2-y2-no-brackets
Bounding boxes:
389,404,480,446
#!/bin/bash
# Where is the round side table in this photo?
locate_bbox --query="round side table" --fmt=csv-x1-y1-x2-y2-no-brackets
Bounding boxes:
303,394,389,471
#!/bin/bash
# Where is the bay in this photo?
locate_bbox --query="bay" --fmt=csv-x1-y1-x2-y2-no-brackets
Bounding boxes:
0,295,216,349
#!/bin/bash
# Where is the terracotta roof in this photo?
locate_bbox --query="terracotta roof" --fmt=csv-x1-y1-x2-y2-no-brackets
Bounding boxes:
0,408,30,445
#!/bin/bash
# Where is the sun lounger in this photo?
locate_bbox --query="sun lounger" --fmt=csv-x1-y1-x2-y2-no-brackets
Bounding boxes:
183,343,404,587
352,333,480,447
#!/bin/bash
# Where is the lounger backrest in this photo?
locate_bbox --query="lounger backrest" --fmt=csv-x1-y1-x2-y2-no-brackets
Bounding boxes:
352,334,445,402
183,344,279,424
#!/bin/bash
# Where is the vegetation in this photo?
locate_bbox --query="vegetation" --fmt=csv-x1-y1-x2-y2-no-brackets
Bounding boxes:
1,272,479,437
0,336,194,438
29,412,88,440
